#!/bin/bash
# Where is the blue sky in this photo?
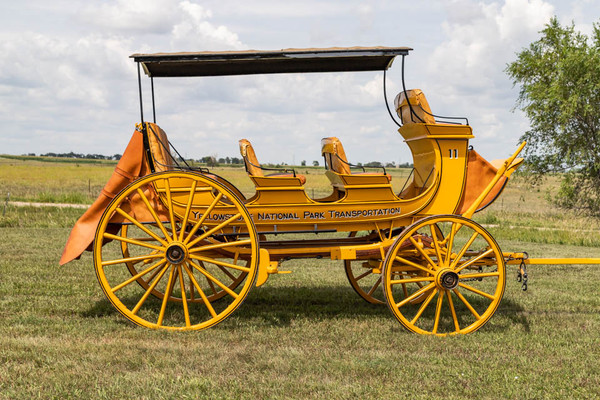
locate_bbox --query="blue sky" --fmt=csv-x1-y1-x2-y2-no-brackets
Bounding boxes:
1,0,599,164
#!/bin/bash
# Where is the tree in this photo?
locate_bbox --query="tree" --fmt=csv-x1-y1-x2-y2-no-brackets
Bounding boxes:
312,160,319,167
506,17,600,215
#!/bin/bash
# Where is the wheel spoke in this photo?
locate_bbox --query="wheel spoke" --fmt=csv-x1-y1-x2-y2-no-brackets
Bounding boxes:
112,259,166,293
104,232,165,251
163,178,178,240
354,269,373,281
157,265,176,326
177,265,191,327
410,288,437,325
102,252,164,266
445,222,463,265
366,276,382,296
396,282,436,308
459,272,499,280
458,283,496,300
115,207,168,246
446,290,460,332
132,263,170,315
188,238,252,254
408,236,439,271
429,224,444,263
453,288,481,320
432,290,444,334
449,231,479,270
136,188,172,242
189,260,239,299
187,213,242,249
454,248,494,273
182,262,217,318
179,180,198,242
394,256,435,275
390,276,434,285
217,265,237,281
189,254,251,273
183,193,223,244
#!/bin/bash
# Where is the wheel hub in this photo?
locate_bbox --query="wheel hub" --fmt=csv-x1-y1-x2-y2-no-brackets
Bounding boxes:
436,269,459,290
166,243,188,264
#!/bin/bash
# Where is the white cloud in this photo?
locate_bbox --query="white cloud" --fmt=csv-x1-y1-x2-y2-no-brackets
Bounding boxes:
421,0,555,157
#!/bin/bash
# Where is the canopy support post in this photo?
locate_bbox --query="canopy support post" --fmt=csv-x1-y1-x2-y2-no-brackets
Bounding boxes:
137,62,144,124
151,76,156,123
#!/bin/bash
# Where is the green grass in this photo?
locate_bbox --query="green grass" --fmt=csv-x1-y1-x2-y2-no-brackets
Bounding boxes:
0,160,599,399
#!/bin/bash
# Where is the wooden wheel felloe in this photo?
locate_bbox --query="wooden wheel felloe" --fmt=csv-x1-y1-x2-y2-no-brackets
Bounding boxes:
94,171,259,331
382,215,506,336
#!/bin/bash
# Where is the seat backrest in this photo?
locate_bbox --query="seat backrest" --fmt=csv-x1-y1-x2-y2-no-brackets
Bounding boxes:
321,137,351,175
146,123,176,172
239,139,264,177
394,89,436,124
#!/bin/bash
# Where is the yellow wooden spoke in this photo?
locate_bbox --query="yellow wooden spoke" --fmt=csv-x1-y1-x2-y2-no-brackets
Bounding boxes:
145,262,164,284
445,222,464,265
449,231,479,270
429,224,444,262
458,272,500,280
102,252,164,267
217,265,237,281
179,180,198,242
394,256,436,275
390,276,435,285
396,282,436,308
432,290,444,334
182,262,217,318
410,288,437,325
136,188,172,242
189,260,239,299
177,265,191,327
189,254,251,273
453,288,481,320
354,269,373,281
206,276,218,296
408,236,439,271
115,207,168,246
163,178,178,240
183,193,223,244
458,283,496,300
367,276,382,296
446,290,460,332
187,213,242,249
454,249,494,273
112,259,166,293
188,238,252,254
132,263,170,315
157,265,176,327
104,232,165,252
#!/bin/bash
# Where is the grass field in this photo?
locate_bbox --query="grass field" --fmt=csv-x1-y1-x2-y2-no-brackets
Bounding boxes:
0,157,599,399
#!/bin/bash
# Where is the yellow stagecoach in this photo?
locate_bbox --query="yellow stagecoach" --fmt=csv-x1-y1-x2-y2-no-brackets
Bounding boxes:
62,47,579,335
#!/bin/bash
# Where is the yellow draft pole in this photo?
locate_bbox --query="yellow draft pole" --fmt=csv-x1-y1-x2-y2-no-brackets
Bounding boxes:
462,141,527,220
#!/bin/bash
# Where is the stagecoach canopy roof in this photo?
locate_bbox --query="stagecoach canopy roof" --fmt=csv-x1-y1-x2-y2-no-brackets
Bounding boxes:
130,46,412,77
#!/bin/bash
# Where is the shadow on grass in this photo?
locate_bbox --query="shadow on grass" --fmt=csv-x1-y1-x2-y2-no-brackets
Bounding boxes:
82,284,530,332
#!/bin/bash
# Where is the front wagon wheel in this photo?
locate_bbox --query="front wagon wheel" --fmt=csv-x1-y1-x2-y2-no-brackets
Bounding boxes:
382,215,505,336
93,171,259,331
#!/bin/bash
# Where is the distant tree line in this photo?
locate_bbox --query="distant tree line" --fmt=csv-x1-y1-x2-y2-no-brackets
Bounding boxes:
23,152,413,168
31,152,122,160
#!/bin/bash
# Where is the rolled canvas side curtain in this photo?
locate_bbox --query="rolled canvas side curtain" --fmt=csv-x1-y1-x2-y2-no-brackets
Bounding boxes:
59,125,166,265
